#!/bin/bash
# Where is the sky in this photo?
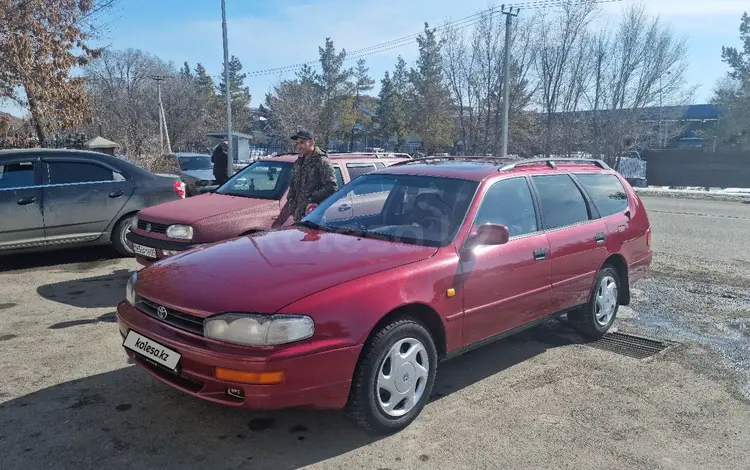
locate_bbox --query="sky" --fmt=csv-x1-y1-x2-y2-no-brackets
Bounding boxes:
1,0,747,118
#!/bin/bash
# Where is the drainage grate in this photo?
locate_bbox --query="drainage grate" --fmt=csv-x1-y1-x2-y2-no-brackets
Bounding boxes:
583,332,671,359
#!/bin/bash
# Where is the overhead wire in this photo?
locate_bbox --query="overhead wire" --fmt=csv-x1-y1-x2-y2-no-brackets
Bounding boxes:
243,0,623,79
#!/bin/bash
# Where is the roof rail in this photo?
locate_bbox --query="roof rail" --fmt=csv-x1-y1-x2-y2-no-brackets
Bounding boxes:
498,158,611,171
388,155,514,167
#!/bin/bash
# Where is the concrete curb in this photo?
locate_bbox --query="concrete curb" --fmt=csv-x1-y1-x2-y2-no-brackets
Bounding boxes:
635,188,750,203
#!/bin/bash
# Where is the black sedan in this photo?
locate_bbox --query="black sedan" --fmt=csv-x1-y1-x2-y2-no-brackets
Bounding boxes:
0,148,184,257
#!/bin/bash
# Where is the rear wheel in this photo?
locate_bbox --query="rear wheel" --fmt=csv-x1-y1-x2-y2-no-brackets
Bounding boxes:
346,317,438,434
568,265,620,338
112,215,135,257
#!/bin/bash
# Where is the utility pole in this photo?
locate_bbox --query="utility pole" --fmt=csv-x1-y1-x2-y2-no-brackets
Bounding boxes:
151,75,167,153
221,0,234,179
501,5,519,159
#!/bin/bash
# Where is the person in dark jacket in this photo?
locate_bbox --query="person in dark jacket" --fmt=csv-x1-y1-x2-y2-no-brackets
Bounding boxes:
272,129,337,228
211,140,229,185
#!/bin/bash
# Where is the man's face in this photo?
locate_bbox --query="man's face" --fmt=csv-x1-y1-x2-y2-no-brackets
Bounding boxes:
295,138,315,154
221,142,228,152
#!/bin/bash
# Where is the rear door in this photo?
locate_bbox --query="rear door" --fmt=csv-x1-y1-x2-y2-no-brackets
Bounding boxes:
42,157,135,244
0,156,45,251
530,173,608,313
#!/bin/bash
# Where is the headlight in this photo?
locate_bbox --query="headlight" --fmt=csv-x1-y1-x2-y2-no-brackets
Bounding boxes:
166,224,193,240
204,313,314,346
125,271,138,305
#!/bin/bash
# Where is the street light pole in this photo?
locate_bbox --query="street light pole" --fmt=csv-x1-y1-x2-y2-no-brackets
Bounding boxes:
221,0,233,179
501,5,520,158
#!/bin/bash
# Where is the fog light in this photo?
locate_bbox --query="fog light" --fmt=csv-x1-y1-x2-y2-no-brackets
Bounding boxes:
162,249,181,256
227,388,244,399
215,368,285,385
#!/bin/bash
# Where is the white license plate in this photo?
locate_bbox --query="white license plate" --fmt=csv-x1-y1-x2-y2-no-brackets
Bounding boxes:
133,243,157,258
123,330,181,371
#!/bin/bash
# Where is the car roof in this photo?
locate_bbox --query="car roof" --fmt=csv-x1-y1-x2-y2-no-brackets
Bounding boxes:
260,152,412,164
372,157,614,182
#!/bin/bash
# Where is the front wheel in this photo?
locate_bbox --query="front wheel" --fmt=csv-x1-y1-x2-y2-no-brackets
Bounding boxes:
568,265,621,338
112,215,135,257
346,317,438,434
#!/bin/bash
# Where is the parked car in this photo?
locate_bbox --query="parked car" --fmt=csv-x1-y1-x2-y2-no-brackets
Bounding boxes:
126,152,411,266
0,148,185,256
117,156,653,433
172,153,216,197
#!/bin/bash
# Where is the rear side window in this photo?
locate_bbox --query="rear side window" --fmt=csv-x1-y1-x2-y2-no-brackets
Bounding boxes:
333,166,344,189
474,177,538,237
48,161,114,185
0,161,35,189
531,174,591,230
347,163,377,181
575,173,628,217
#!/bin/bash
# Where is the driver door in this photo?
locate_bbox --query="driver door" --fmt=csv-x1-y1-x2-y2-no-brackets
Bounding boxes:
460,177,553,346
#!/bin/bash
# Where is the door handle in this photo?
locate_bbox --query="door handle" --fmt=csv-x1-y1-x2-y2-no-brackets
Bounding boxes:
595,232,606,243
108,190,124,198
338,204,351,212
533,248,548,260
17,196,37,205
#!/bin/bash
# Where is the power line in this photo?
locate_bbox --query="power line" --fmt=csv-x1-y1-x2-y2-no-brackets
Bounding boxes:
244,0,622,78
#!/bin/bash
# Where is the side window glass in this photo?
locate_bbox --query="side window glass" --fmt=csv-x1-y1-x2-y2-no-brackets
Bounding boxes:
333,166,344,189
531,174,591,230
474,178,538,237
347,163,382,195
575,173,628,217
0,161,35,189
48,162,114,185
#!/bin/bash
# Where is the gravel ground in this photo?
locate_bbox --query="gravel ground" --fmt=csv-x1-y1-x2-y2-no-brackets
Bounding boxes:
1,194,749,470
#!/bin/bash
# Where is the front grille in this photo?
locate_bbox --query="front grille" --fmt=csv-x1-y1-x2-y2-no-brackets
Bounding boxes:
137,219,169,234
137,297,204,335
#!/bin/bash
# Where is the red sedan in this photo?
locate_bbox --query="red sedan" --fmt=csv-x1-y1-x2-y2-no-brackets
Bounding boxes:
117,157,653,433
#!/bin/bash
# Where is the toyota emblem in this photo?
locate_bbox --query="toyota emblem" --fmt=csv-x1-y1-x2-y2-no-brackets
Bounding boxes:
157,306,168,320
145,223,152,232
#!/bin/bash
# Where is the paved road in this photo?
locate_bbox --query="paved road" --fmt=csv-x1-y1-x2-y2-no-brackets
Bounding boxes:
1,196,749,470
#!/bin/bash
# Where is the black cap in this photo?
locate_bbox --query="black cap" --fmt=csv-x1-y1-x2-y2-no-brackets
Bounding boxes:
290,129,314,141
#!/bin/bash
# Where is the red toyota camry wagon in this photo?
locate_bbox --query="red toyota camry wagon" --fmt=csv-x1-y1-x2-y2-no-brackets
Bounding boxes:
116,157,653,433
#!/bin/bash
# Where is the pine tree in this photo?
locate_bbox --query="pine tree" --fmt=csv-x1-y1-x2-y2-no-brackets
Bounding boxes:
347,58,375,150
218,55,253,133
180,62,192,80
408,23,454,154
316,38,353,149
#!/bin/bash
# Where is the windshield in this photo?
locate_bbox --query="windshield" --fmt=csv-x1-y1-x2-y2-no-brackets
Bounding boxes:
302,174,479,247
216,160,293,200
179,156,213,171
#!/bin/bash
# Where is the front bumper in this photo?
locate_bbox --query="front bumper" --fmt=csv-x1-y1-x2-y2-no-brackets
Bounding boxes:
116,301,360,410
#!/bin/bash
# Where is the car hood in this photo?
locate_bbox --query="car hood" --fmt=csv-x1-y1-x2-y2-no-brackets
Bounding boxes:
182,169,214,181
135,227,437,317
136,193,278,226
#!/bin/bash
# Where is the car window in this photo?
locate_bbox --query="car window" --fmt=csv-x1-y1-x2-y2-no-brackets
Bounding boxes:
531,174,591,230
474,177,538,237
217,160,292,200
178,156,213,171
575,173,629,217
347,163,377,181
47,161,114,185
333,166,344,189
0,161,35,189
374,162,386,169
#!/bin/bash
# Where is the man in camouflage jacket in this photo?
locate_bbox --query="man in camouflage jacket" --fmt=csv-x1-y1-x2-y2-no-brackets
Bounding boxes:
272,129,337,227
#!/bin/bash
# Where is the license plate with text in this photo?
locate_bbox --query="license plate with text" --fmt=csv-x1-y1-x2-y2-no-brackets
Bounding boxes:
123,330,181,371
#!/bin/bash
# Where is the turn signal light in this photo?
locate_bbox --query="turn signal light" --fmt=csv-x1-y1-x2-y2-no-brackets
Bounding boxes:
647,229,652,247
215,368,285,385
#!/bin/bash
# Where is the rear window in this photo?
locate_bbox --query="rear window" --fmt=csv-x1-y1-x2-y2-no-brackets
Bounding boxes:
347,163,378,181
48,161,114,184
575,173,629,217
531,174,591,230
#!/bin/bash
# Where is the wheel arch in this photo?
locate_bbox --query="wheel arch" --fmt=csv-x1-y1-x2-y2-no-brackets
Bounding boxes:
361,303,447,360
602,254,630,305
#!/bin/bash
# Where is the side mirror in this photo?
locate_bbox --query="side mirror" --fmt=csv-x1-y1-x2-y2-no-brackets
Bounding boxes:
305,203,318,215
468,223,510,247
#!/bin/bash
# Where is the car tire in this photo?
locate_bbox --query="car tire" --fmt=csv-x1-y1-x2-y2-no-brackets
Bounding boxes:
568,265,621,338
112,215,135,257
346,317,438,434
